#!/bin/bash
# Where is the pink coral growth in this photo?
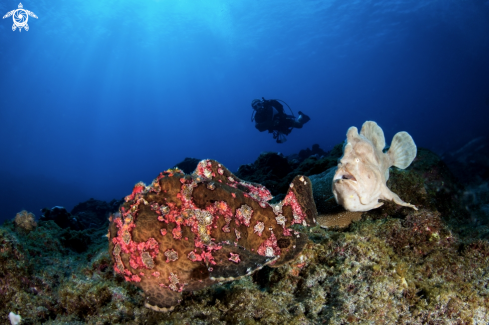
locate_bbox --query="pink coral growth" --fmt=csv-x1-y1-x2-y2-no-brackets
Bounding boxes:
111,215,159,281
229,252,240,263
125,182,146,202
235,205,253,227
257,231,280,257
238,182,273,203
196,160,214,179
283,190,307,226
187,250,203,262
254,221,265,236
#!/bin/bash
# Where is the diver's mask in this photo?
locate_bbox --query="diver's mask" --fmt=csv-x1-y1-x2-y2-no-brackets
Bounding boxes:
251,99,264,111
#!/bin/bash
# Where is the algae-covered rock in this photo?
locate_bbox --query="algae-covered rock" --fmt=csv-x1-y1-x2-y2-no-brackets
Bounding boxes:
70,198,122,229
235,144,341,198
235,152,293,196
40,206,83,230
443,136,489,185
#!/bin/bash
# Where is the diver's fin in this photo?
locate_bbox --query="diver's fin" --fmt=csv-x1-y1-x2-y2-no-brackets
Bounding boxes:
381,187,417,210
388,131,417,169
360,121,385,151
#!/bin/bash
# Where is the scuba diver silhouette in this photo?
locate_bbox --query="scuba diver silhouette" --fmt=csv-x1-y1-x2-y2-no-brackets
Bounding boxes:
251,97,310,143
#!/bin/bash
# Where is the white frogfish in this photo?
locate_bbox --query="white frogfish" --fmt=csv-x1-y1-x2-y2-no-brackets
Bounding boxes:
332,121,418,212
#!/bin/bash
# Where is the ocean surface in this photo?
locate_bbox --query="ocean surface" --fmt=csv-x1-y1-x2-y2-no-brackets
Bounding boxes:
1,0,489,221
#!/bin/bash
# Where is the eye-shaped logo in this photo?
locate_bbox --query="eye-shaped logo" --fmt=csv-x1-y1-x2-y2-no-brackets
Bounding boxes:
3,3,38,32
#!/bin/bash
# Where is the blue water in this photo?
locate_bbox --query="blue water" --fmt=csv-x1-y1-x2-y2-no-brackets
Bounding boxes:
1,0,489,221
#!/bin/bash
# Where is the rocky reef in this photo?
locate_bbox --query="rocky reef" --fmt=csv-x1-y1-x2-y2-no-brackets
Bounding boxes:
1,143,489,324
234,144,343,202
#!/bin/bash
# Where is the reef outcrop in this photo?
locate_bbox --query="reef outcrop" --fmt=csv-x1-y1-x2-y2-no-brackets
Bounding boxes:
235,144,342,200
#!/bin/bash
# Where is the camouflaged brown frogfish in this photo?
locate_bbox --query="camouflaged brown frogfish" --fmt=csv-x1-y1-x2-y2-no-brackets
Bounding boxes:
108,159,317,312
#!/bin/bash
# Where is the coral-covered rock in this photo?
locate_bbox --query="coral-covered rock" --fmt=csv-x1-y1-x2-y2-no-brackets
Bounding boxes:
108,160,317,311
440,138,489,230
40,206,83,230
443,136,489,185
58,228,93,253
288,143,332,166
299,143,328,160
40,200,122,231
0,217,114,323
14,210,37,232
235,144,341,199
70,198,122,229
235,152,293,195
405,148,467,224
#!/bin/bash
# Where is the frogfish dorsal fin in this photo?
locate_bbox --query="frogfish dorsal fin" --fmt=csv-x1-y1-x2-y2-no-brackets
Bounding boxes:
387,131,417,169
346,126,359,143
360,121,385,151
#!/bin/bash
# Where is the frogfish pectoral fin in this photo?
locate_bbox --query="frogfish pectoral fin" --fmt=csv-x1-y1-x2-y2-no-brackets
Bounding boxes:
382,187,417,210
143,286,182,313
209,243,278,282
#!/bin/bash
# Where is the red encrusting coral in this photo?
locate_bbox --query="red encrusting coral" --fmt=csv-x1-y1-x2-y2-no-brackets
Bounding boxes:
283,190,308,226
257,231,281,257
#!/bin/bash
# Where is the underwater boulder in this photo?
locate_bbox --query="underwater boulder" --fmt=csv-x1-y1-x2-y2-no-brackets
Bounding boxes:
443,136,489,185
236,146,341,199
40,206,83,230
70,198,122,229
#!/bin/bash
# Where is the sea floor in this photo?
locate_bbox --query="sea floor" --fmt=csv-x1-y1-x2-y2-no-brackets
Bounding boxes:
1,141,489,324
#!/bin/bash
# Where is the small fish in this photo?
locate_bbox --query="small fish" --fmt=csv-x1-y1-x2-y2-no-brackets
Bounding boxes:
332,121,417,212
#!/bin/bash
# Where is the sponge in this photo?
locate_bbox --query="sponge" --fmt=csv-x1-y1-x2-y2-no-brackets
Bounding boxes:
9,312,21,325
